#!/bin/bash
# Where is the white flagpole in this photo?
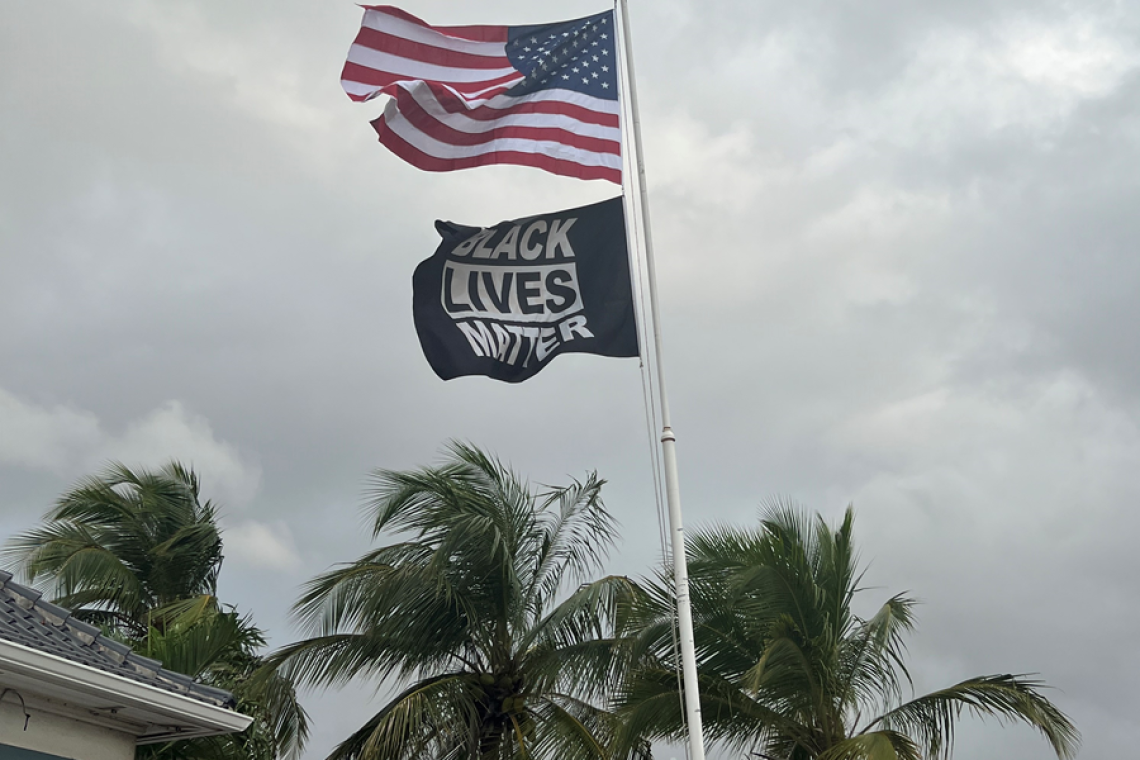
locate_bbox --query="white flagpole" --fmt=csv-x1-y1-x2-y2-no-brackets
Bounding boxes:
616,3,707,760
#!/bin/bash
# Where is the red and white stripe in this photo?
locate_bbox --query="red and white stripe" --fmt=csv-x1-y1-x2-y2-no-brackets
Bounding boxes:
341,6,622,184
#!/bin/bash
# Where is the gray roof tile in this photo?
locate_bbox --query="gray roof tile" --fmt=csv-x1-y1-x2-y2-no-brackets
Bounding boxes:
0,570,236,709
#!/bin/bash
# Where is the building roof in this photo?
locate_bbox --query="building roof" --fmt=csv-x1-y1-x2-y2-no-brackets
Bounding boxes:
0,570,235,710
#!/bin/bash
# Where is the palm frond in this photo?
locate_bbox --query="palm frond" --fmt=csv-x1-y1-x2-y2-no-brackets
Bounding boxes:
530,472,617,610
741,626,817,702
5,521,148,613
327,673,480,760
817,730,921,760
522,576,640,703
149,594,222,629
528,693,614,760
865,674,1079,760
618,663,811,756
266,632,426,688
143,610,256,678
527,575,639,650
837,594,916,713
236,661,311,760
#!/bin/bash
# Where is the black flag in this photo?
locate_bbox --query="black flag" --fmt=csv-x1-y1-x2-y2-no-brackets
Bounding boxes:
413,196,639,382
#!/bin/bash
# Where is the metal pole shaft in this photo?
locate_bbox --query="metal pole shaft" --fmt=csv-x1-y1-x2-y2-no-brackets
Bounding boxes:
617,3,706,759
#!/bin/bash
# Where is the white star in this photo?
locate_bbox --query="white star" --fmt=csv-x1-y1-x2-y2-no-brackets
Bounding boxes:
601,81,610,88
593,55,599,61
592,41,599,46
602,65,609,72
601,33,608,39
524,46,531,52
582,60,590,68
531,36,538,43
591,71,599,78
602,17,608,23
601,49,609,55
582,77,589,84
572,67,579,73
562,74,569,80
562,32,569,37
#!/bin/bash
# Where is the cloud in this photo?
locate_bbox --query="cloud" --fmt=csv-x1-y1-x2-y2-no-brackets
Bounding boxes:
0,388,260,508
0,387,102,470
1001,16,1139,98
95,401,262,508
833,370,1140,527
847,14,1139,149
223,519,302,571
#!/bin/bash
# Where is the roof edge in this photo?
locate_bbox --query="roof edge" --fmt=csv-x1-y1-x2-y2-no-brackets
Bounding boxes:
0,637,253,741
0,571,236,708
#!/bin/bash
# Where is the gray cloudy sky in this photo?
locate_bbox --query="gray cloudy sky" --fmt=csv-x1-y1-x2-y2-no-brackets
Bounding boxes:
3,0,1138,757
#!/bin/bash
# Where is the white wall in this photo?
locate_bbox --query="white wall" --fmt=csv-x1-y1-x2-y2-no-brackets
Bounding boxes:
0,700,134,760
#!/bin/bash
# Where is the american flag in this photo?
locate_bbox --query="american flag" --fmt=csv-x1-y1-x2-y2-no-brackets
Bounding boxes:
341,6,622,184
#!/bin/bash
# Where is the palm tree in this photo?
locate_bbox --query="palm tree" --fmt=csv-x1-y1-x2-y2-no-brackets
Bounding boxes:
4,461,308,760
137,607,305,760
6,461,223,636
265,443,643,760
618,502,1079,760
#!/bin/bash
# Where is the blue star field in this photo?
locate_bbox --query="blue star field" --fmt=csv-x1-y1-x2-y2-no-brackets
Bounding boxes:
505,11,618,101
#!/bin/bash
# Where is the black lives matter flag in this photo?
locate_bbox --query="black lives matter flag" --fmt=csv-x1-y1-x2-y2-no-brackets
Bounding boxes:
413,197,638,382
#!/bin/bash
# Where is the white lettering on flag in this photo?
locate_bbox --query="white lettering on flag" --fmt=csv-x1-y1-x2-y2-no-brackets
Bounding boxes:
441,262,584,323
